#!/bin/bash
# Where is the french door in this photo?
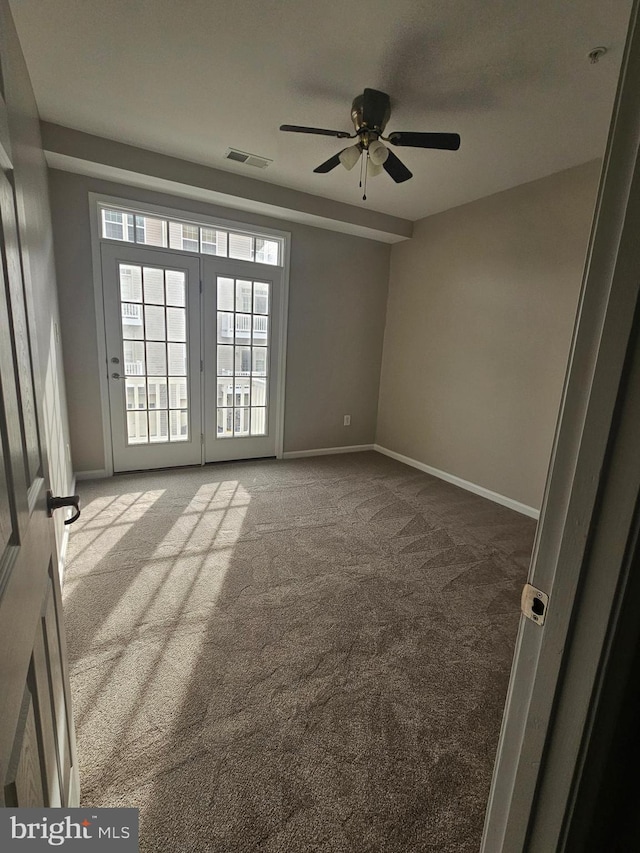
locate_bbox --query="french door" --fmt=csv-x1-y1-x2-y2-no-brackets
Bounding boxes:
102,244,202,472
202,256,282,462
102,245,283,471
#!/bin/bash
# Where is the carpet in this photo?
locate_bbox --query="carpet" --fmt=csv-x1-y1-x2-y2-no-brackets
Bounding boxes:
63,451,535,852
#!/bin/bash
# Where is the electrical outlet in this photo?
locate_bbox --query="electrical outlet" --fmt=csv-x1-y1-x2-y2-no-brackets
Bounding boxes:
343,415,351,426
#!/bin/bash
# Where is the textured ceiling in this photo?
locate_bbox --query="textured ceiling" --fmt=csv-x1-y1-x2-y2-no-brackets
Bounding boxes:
9,0,633,221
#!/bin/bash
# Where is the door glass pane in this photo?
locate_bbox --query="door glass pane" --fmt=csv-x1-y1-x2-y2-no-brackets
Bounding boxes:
235,280,252,312
215,277,271,440
146,342,166,375
217,312,234,344
251,378,267,406
166,307,186,342
149,409,169,442
217,277,234,310
125,378,146,409
217,408,233,438
217,346,233,376
168,343,187,375
144,305,165,340
120,265,142,301
252,314,268,346
234,377,251,407
147,378,167,409
169,378,188,409
124,341,145,375
234,408,250,436
235,346,251,375
165,271,186,306
217,378,233,407
253,282,269,314
170,410,189,442
235,314,251,343
251,408,267,436
127,411,148,444
143,267,164,304
117,263,190,447
121,303,144,340
252,348,267,376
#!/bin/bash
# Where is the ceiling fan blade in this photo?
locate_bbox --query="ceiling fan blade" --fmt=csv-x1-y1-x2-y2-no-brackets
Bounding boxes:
313,153,342,173
387,131,461,151
362,88,391,130
280,124,352,139
383,150,413,183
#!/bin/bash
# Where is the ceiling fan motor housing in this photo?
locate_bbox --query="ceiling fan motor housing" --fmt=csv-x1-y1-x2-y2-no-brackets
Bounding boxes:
351,89,391,146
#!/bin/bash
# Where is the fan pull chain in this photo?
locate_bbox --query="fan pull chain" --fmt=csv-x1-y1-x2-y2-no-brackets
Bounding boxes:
358,149,364,190
362,151,369,201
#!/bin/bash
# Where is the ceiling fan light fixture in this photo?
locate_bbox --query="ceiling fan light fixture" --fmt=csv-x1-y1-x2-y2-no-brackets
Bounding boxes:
367,159,383,177
368,139,389,166
338,144,362,170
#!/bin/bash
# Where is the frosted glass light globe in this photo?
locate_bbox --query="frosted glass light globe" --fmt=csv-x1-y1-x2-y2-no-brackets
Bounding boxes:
368,140,389,166
338,145,362,170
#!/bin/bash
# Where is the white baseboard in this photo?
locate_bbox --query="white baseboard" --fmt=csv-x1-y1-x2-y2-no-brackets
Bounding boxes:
75,468,109,481
373,445,540,519
283,444,374,459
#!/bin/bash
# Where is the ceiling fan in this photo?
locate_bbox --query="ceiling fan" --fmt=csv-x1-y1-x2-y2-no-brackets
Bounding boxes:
280,88,460,198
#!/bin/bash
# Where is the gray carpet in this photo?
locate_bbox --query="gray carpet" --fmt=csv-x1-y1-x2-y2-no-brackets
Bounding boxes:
63,451,535,852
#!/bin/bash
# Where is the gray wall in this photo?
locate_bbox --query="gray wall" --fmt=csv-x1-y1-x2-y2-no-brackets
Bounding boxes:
47,170,391,472
376,161,601,510
0,1,73,563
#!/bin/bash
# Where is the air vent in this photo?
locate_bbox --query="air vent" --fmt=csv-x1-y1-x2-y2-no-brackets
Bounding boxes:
224,148,272,169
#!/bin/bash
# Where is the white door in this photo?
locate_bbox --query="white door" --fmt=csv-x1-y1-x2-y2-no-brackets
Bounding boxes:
102,244,202,472
202,256,283,462
0,166,79,805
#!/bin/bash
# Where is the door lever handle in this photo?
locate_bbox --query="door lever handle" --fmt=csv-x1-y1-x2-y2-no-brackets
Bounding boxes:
46,490,81,525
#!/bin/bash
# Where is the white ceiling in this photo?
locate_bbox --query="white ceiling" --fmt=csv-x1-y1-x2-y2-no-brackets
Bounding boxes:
9,0,633,222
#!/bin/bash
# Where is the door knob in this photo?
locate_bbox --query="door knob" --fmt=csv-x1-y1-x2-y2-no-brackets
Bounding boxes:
46,490,81,525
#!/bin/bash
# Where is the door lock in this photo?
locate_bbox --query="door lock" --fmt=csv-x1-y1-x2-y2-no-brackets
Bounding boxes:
46,490,81,525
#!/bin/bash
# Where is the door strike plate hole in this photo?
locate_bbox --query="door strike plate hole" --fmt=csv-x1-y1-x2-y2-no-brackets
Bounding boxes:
532,597,545,617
